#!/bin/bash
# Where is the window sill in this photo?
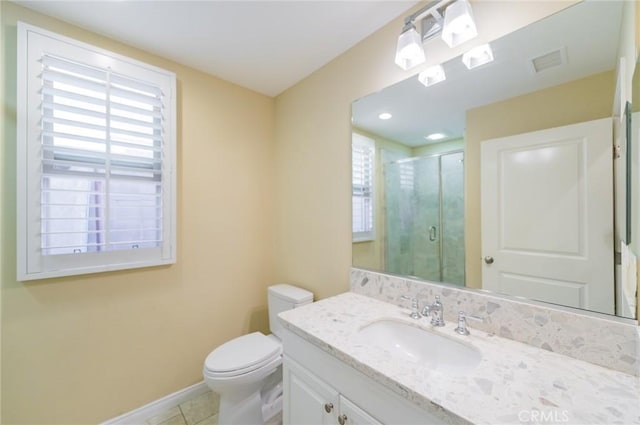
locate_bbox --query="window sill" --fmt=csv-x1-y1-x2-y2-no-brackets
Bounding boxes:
352,238,375,244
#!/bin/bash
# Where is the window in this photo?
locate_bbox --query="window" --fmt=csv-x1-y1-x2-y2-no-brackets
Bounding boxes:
399,160,415,191
352,133,375,242
17,23,176,280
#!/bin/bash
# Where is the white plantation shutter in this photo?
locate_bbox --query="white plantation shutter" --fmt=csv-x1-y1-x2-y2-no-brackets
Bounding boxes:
40,55,163,254
17,23,176,280
352,133,375,241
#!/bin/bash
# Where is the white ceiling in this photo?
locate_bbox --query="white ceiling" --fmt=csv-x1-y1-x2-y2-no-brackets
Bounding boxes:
352,0,624,147
13,0,419,97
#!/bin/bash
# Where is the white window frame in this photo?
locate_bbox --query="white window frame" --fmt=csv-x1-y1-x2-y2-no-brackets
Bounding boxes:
16,22,177,281
352,133,376,242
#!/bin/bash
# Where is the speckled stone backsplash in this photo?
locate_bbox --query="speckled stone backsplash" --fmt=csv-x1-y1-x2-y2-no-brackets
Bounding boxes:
351,268,639,376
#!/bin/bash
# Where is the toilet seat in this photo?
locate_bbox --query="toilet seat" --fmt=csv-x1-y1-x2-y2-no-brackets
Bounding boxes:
204,332,282,378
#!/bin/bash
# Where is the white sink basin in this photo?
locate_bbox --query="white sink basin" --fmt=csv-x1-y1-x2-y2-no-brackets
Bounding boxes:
357,319,482,375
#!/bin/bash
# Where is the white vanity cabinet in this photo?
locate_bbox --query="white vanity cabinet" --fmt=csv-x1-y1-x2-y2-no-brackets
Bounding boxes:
284,357,339,425
339,395,384,425
281,328,450,425
284,356,383,425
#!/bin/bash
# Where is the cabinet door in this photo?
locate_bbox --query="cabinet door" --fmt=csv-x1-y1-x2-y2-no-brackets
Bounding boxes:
284,362,339,425
339,395,384,425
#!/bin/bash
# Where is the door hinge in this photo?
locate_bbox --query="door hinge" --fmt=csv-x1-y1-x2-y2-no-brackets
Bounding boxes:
613,144,622,159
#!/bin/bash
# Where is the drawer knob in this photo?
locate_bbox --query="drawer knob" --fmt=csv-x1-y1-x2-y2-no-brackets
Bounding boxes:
338,414,348,425
324,403,334,413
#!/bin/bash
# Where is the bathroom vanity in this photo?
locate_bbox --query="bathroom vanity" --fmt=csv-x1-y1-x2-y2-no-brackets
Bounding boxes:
282,322,450,425
279,291,640,425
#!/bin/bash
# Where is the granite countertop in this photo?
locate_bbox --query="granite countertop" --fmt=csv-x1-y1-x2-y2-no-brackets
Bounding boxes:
278,292,640,425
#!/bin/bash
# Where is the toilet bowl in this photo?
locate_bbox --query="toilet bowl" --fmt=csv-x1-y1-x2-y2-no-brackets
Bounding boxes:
203,284,313,425
203,333,283,424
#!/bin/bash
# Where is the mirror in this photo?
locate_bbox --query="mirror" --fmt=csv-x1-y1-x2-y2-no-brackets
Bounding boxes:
352,0,638,319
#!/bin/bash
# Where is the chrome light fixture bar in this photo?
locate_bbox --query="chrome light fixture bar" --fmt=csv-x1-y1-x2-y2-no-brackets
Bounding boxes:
395,0,478,70
421,10,444,41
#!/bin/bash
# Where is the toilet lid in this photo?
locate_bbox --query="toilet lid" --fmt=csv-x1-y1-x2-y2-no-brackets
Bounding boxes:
204,332,282,374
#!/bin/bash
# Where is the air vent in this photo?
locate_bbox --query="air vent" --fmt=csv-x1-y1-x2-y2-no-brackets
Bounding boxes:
530,48,566,73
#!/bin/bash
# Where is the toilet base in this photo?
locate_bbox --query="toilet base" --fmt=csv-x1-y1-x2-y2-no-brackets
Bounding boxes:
209,364,283,425
218,390,263,425
216,385,282,425
261,381,283,422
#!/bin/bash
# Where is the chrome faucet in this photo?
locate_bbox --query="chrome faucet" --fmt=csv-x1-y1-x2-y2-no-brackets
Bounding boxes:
400,295,421,319
454,311,483,335
422,296,445,327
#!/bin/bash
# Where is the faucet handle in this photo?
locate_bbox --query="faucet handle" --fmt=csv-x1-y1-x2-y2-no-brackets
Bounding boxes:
454,311,483,335
400,295,421,319
430,296,445,327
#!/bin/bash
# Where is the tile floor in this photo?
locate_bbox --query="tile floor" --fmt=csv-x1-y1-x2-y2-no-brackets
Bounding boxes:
144,390,282,425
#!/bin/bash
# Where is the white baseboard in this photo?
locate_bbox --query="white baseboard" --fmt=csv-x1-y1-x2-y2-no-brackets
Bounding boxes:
101,381,210,425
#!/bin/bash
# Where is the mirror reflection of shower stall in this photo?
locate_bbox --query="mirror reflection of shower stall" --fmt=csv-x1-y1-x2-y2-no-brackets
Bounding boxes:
383,151,465,285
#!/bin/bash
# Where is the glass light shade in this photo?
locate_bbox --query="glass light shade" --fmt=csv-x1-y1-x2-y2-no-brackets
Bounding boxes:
462,44,494,69
418,65,446,87
394,24,426,70
441,0,478,48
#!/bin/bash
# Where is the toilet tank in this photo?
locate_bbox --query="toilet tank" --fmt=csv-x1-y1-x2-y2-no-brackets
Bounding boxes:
268,284,313,338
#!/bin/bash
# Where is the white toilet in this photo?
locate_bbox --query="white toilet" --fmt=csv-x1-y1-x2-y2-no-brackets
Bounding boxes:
202,284,313,425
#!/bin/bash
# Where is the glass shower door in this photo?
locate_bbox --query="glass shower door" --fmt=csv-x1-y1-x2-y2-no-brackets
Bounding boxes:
384,159,415,277
384,157,441,281
441,152,465,285
412,156,442,281
384,152,465,285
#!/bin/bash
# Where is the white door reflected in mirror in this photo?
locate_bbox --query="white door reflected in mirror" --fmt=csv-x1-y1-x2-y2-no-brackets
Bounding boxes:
481,118,614,314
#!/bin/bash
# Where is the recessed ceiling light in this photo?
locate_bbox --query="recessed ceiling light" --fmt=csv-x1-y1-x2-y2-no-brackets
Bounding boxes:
425,133,446,141
378,112,392,120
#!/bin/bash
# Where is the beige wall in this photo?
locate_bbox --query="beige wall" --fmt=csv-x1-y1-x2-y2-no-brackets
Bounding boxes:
464,70,615,288
1,3,275,424
274,2,578,300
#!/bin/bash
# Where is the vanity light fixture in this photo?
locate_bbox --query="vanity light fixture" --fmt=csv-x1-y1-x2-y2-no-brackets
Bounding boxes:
418,64,446,87
394,0,478,71
462,43,494,69
425,133,446,141
394,22,426,70
441,0,478,48
421,12,444,41
378,112,392,120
